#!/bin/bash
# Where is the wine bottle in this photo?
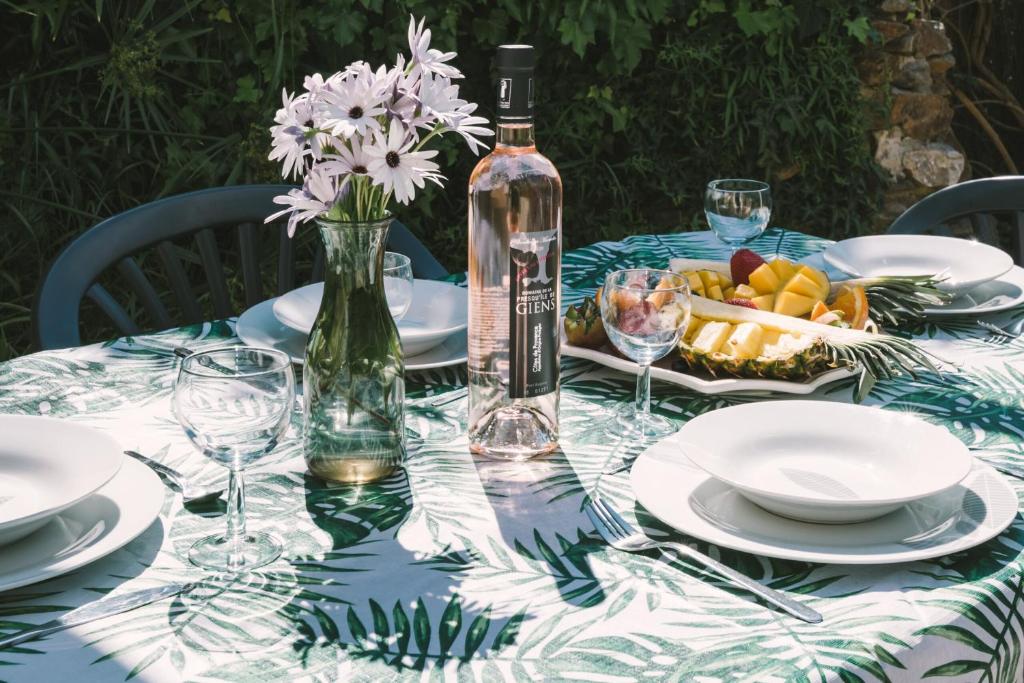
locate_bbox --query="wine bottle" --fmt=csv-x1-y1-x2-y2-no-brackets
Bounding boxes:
467,44,563,460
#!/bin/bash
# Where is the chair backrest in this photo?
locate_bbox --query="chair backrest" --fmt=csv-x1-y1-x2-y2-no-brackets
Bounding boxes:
33,184,448,350
887,176,1024,264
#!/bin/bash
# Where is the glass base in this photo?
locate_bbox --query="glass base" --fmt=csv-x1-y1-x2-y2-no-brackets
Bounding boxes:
614,405,677,440
189,531,282,572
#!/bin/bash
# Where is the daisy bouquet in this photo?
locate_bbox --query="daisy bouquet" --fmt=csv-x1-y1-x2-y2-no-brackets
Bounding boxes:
265,16,492,234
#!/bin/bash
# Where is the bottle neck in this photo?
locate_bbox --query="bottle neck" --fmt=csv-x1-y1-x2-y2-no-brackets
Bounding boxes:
496,122,535,149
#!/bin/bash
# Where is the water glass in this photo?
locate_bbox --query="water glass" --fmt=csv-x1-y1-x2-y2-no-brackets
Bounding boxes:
600,270,691,439
173,347,295,572
384,251,414,321
704,179,772,251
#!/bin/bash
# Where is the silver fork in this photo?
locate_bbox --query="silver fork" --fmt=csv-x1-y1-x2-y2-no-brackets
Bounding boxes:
977,320,1023,339
586,497,822,623
124,450,224,504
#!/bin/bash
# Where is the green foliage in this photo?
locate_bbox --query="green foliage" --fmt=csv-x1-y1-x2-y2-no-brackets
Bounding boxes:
0,0,880,359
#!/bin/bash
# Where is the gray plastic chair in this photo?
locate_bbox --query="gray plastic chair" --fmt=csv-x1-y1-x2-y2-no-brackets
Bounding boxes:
888,176,1024,265
33,184,448,350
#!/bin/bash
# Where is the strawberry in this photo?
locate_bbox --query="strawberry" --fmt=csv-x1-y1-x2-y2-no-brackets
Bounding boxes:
723,298,759,310
730,248,766,286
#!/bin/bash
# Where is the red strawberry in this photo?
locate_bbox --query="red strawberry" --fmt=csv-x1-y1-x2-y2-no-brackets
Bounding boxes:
723,298,759,310
730,248,766,285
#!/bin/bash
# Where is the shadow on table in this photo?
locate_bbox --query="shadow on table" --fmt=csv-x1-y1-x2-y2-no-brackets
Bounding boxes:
472,449,608,610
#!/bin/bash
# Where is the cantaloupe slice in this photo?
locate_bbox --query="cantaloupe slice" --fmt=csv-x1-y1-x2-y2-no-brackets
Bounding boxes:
751,294,775,311
773,291,817,317
768,258,797,283
748,263,781,295
783,273,823,299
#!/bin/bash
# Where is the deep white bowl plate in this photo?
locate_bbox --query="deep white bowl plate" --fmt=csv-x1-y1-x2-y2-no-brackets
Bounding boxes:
631,432,1017,564
823,235,1013,295
678,401,972,523
561,328,855,396
274,280,467,356
0,457,163,592
237,298,467,370
0,416,124,547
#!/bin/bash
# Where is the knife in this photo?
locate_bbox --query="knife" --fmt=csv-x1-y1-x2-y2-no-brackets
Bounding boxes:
0,582,195,649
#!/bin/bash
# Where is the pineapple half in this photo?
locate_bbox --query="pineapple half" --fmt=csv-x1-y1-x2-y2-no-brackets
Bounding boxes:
680,296,942,401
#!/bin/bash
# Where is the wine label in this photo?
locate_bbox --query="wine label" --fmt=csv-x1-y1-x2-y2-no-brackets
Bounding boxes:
508,228,559,398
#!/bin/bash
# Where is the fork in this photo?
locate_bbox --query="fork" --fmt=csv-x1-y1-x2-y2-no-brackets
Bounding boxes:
586,497,823,623
977,320,1023,339
124,450,224,504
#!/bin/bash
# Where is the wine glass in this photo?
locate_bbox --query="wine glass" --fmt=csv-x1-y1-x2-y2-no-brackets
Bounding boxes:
600,270,691,439
384,251,414,321
704,179,772,252
173,347,295,572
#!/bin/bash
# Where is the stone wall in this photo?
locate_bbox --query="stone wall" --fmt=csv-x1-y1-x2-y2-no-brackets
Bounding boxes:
859,0,964,231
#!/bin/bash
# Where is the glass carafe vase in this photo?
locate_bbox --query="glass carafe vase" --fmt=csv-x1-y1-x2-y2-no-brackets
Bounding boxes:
302,216,405,484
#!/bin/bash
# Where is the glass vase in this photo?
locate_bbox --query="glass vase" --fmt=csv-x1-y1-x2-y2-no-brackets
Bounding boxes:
302,216,405,484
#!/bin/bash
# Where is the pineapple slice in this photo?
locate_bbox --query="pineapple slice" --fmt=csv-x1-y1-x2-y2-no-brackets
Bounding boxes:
723,286,736,300
691,321,733,354
751,294,775,311
685,272,705,297
774,291,817,317
733,284,758,299
683,316,706,343
707,284,724,301
723,322,764,359
748,263,781,295
760,328,782,349
698,270,720,291
768,258,797,283
783,273,823,299
719,275,734,289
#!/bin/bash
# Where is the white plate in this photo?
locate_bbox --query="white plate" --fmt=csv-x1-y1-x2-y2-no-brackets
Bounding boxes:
923,266,1024,316
236,298,467,371
823,235,1013,295
0,416,123,547
678,401,972,523
0,457,163,592
274,280,467,356
561,328,855,396
631,433,1017,564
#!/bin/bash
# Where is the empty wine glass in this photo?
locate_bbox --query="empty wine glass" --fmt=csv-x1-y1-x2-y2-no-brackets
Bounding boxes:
704,179,772,252
384,251,414,321
600,270,691,440
173,347,295,572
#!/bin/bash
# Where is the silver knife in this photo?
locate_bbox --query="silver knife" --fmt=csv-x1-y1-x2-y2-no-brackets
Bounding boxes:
0,582,195,649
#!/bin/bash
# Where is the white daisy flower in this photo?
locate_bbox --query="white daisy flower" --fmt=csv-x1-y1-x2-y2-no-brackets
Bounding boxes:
264,165,349,236
319,73,386,139
448,103,494,155
412,73,467,129
407,16,462,79
365,122,444,204
268,89,316,179
322,137,372,176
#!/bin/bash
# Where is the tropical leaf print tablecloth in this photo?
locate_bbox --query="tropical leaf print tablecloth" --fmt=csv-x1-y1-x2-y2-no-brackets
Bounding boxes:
1,229,1023,682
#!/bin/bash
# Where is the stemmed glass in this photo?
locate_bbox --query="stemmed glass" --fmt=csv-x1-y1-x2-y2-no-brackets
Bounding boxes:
173,347,295,572
704,179,772,252
600,270,691,439
384,251,414,321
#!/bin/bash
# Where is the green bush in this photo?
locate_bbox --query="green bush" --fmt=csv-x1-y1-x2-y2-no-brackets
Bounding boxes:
0,0,879,360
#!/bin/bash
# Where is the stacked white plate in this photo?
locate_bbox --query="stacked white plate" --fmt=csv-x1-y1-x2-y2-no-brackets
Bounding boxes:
629,402,1016,564
0,416,164,591
237,280,468,370
819,234,1022,316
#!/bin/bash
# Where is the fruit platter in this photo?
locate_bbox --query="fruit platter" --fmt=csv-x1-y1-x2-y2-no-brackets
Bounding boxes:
563,249,947,400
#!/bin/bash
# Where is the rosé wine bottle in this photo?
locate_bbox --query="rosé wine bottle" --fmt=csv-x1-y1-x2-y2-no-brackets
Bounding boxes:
467,45,562,460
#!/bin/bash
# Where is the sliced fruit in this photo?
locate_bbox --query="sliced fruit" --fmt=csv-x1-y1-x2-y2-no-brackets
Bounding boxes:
685,272,704,296
733,284,759,299
748,263,781,295
831,285,870,330
783,273,824,299
647,276,682,308
798,265,831,299
773,291,817,318
698,270,720,291
723,322,763,359
751,294,775,312
724,298,759,310
723,286,736,300
691,321,733,354
730,249,766,286
707,284,724,301
768,258,797,283
810,301,830,321
683,316,706,342
718,275,734,289
564,296,608,348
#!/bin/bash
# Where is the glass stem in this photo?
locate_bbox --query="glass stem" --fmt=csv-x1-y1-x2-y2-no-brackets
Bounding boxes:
225,468,246,569
636,364,652,432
